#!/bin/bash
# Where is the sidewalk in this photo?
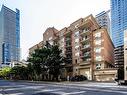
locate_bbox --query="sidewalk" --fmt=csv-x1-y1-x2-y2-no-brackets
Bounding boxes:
9,79,118,86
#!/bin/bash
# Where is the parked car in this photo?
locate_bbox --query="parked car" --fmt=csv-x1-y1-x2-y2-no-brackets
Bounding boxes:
70,75,87,81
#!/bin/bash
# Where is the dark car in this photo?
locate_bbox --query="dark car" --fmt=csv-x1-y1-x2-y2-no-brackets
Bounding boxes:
71,75,87,81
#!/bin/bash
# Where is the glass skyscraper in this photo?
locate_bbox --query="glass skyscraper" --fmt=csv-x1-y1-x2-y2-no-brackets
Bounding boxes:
111,0,127,47
0,5,20,67
96,10,111,38
111,0,127,79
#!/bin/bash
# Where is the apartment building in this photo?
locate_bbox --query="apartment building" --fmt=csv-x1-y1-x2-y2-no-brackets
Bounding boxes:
69,15,116,81
29,41,44,57
29,15,117,81
29,27,59,57
43,27,59,45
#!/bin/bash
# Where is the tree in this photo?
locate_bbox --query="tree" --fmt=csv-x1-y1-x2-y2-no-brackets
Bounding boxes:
28,46,51,80
46,45,64,81
10,66,28,80
0,67,11,79
28,42,66,81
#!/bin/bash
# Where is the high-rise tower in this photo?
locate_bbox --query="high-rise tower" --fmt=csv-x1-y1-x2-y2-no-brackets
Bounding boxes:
0,5,20,67
111,0,127,70
96,10,111,38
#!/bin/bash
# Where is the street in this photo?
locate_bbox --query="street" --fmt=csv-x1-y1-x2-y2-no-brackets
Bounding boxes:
0,80,127,95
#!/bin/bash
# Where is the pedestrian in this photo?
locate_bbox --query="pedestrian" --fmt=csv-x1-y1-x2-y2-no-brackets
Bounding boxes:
67,75,70,81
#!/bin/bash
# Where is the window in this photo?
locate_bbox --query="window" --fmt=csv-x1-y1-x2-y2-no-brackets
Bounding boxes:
95,56,102,61
61,38,64,43
96,63,101,69
94,47,101,53
60,31,64,37
49,37,52,40
95,40,101,45
75,45,79,49
75,52,79,56
95,32,101,38
75,38,79,43
75,31,79,37
75,24,79,28
83,36,88,40
82,28,89,33
75,59,77,64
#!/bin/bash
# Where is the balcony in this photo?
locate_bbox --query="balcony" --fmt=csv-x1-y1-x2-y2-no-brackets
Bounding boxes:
81,38,90,43
115,56,124,59
82,58,91,62
65,58,72,64
65,38,71,41
65,43,71,47
78,19,92,29
79,61,90,66
81,44,91,51
65,50,72,54
80,30,90,36
115,59,124,62
81,39,90,45
81,53,91,58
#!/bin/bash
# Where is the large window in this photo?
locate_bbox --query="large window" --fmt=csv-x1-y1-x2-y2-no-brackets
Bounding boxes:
94,47,101,53
95,40,101,45
75,31,79,37
95,56,102,61
96,63,101,69
75,38,79,43
75,52,79,57
61,38,64,42
95,32,101,38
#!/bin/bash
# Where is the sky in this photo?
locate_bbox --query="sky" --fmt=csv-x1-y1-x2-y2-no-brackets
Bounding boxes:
0,0,110,60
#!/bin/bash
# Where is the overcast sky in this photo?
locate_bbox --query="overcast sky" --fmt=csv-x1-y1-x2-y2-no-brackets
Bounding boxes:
0,0,110,60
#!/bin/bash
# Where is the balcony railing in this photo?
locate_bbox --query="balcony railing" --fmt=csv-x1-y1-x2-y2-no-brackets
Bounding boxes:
81,44,90,50
65,38,71,41
81,53,91,58
65,51,72,54
79,61,90,66
82,58,91,62
81,38,90,43
80,29,90,35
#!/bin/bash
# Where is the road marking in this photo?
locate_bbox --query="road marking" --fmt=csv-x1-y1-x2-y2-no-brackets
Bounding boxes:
53,91,86,95
34,89,62,94
5,86,45,91
46,84,127,94
8,92,23,95
64,91,86,95
53,91,66,94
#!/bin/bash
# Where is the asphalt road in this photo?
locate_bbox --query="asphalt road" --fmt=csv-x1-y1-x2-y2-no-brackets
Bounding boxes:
0,80,127,95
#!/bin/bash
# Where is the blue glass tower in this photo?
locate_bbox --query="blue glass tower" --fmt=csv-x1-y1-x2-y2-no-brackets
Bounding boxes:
111,0,127,71
111,0,127,47
0,5,20,67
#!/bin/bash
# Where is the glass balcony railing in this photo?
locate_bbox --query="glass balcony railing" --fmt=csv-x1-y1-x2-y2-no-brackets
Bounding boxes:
82,44,90,49
83,54,91,58
82,58,91,62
